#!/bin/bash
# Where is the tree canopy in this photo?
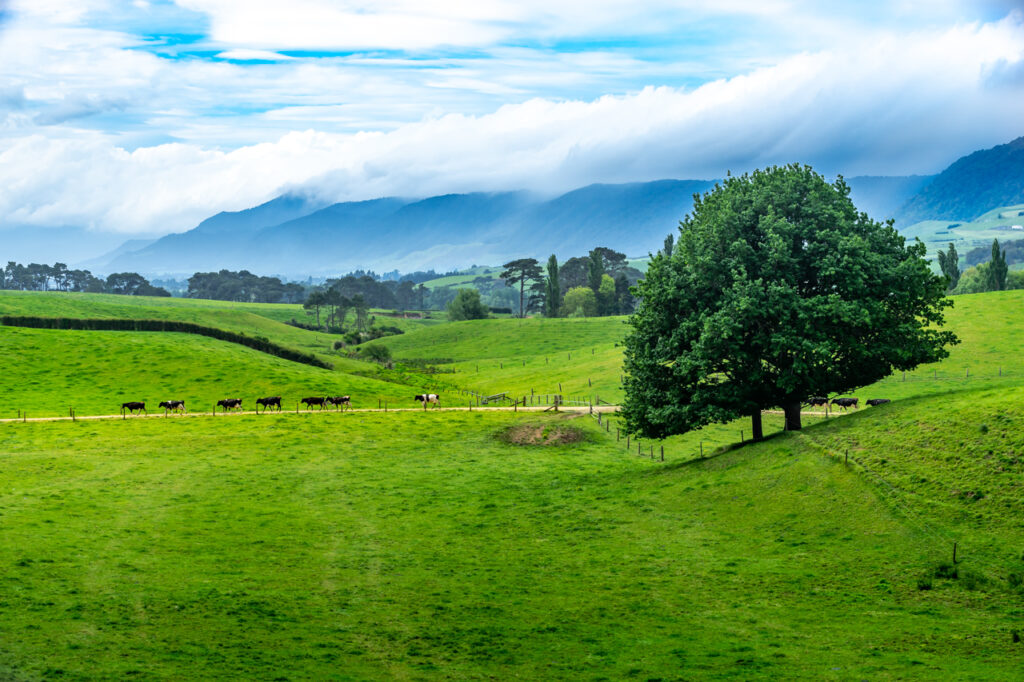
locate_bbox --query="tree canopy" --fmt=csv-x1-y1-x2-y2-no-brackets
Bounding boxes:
501,258,544,318
622,164,957,440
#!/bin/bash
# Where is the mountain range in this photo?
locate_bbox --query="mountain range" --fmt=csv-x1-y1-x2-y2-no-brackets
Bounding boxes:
35,134,1024,277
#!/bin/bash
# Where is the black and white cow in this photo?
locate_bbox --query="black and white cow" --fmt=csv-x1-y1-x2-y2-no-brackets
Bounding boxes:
158,400,186,413
414,394,440,408
831,397,859,410
256,396,282,412
866,399,891,407
217,398,243,411
301,396,327,410
326,395,351,410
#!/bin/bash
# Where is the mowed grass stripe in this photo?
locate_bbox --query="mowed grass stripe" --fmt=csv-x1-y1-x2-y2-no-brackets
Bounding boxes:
0,410,1020,678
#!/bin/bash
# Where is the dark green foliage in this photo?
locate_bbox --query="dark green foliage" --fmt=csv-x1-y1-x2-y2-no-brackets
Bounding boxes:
501,258,544,318
587,249,605,292
622,164,957,439
0,316,332,369
544,254,561,317
987,239,1008,292
446,288,490,321
934,563,958,580
187,269,305,303
663,233,674,257
936,242,960,290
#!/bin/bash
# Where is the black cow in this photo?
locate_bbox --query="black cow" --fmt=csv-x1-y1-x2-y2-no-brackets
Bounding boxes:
121,401,146,415
158,400,186,413
866,399,891,407
415,394,440,407
326,395,351,410
301,396,327,410
256,396,282,413
217,398,243,411
831,397,859,410
804,396,829,408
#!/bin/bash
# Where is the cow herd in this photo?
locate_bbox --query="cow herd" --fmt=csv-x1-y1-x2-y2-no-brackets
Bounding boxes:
119,393,442,416
804,396,891,412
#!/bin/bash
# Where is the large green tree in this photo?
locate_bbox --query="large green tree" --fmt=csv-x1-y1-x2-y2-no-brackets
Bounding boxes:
622,164,957,440
501,258,544,318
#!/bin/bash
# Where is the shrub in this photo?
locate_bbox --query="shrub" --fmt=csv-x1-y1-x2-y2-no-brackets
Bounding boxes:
933,562,958,580
359,343,392,363
916,575,933,591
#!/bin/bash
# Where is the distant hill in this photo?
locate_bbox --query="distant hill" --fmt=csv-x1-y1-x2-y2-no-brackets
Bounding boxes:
896,136,1024,224
105,181,719,277
100,175,939,278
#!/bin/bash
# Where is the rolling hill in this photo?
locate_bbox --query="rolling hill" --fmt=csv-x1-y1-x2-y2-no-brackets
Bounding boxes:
897,136,1024,225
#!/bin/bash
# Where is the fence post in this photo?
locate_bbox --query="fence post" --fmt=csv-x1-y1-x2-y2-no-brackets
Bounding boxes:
700,441,703,458
660,445,664,461
953,542,958,564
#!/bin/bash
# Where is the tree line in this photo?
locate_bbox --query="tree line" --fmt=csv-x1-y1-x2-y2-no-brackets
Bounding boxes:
449,247,645,320
1,261,170,296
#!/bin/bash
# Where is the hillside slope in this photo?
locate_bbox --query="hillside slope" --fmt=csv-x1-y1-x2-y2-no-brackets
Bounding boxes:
897,136,1024,224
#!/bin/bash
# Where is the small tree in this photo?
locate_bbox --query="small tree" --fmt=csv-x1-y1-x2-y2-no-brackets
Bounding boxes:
987,239,1008,291
501,258,544,318
544,254,561,317
936,242,960,290
359,343,392,364
446,288,489,321
623,164,957,440
562,286,598,317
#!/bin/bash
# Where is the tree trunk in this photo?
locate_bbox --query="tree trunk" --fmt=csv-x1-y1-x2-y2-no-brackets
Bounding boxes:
750,410,764,441
783,400,802,431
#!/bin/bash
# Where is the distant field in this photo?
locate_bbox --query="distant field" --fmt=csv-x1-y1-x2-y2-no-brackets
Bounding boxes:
1,400,1021,678
904,202,1024,258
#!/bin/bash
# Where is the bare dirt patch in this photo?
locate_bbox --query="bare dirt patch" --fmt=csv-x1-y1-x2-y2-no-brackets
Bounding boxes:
499,422,588,446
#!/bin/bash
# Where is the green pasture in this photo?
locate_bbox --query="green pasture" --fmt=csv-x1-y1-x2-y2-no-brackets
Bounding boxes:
0,326,421,418
0,291,438,363
371,289,1024,408
905,203,1024,257
1,402,1021,679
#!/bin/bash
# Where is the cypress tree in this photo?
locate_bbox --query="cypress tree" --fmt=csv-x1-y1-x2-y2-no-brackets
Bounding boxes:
988,239,1008,291
544,254,561,317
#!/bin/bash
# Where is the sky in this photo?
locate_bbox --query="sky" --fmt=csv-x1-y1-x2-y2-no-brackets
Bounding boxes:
1,0,1023,239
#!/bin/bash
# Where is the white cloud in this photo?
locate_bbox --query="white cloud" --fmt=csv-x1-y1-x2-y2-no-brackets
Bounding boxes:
0,5,1021,238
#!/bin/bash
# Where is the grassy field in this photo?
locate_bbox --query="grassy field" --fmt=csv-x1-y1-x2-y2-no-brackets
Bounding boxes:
0,326,421,417
368,289,1024,406
1,402,1021,679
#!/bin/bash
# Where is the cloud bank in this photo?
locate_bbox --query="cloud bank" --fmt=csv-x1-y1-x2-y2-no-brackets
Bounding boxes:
0,4,1021,236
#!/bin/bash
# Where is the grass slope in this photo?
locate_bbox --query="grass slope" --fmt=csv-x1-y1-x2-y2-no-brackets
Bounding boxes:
0,326,420,418
0,405,1020,679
